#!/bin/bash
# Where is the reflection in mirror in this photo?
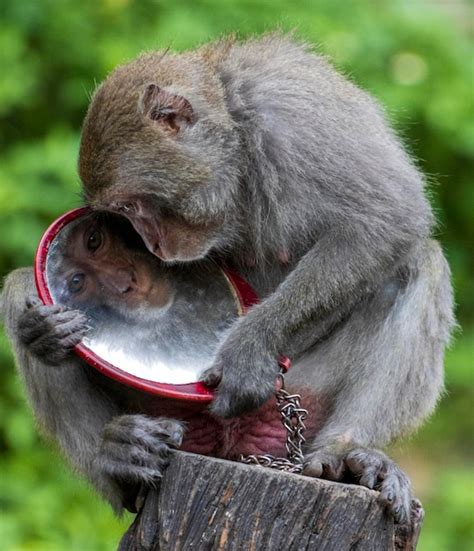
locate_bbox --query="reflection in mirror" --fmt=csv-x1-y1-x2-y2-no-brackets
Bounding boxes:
45,212,241,384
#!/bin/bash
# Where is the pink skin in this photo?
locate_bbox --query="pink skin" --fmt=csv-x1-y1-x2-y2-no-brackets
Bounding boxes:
144,389,326,458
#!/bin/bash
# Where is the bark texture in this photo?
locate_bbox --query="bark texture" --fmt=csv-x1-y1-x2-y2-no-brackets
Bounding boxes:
119,451,423,551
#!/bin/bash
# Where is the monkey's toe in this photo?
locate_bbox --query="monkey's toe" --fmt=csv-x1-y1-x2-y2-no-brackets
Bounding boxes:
303,448,346,481
103,415,184,450
346,448,412,524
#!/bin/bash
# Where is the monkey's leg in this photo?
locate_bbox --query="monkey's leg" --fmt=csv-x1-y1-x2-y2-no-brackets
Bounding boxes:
2,268,124,508
289,240,454,523
1,268,183,512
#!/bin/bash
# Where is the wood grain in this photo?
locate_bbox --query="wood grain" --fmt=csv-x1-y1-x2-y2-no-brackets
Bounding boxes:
118,451,423,551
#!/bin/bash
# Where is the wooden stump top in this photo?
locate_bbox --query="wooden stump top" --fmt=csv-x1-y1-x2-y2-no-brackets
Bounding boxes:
119,451,423,551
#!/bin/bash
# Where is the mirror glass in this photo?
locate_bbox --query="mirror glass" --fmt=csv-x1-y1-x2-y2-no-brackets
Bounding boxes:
44,211,241,384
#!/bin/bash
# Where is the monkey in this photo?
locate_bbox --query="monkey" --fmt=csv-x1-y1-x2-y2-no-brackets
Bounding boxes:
2,35,455,524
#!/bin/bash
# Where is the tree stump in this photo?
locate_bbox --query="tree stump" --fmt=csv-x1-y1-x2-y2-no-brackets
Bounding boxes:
118,451,423,551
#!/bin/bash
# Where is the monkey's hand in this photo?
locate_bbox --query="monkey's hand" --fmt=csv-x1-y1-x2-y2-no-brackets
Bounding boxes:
17,296,89,365
304,446,413,524
201,321,279,418
96,415,184,512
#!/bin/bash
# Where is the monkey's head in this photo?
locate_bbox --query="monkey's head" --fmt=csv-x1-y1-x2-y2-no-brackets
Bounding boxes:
52,214,174,318
79,50,242,262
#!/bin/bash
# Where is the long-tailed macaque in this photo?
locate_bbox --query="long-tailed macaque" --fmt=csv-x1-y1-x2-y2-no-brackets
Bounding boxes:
2,35,454,523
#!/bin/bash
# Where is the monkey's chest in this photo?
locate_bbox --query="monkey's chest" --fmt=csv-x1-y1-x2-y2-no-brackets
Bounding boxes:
144,390,326,459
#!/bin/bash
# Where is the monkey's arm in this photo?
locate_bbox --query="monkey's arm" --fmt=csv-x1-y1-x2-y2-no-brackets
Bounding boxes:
1,268,124,508
2,268,184,512
208,223,423,418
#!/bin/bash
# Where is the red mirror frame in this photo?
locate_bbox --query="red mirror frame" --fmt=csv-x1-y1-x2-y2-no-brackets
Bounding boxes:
34,207,262,403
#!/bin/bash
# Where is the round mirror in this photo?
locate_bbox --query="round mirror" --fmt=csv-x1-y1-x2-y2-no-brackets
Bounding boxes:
34,207,258,402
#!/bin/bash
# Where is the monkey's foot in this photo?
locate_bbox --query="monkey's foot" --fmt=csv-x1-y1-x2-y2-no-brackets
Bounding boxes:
304,446,412,524
97,415,184,511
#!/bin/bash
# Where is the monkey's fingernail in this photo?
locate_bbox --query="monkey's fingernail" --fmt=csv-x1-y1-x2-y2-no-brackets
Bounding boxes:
202,373,220,386
172,431,183,445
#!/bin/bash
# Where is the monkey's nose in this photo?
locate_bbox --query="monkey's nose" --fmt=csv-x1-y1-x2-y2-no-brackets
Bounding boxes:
108,268,134,294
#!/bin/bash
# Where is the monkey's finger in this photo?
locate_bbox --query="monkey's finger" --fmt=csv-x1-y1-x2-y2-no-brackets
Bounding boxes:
103,415,184,450
31,303,64,316
99,435,173,481
99,456,165,486
19,305,74,343
199,366,222,387
25,313,88,346
18,312,62,344
50,313,89,335
56,331,88,350
26,296,42,309
47,310,88,327
102,440,166,466
28,323,88,360
19,303,63,328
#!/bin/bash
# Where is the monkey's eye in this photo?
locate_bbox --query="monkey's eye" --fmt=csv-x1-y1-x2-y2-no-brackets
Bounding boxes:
87,230,103,252
120,203,135,214
68,273,85,294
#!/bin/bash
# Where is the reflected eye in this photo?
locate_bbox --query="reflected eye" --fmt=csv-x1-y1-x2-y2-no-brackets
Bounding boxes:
68,273,85,294
87,230,102,252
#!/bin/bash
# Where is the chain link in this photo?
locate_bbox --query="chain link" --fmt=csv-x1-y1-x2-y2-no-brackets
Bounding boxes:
239,371,308,474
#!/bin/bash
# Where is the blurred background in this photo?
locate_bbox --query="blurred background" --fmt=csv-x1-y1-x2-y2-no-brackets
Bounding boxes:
0,1,472,549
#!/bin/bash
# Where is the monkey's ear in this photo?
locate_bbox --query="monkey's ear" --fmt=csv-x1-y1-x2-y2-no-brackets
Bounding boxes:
139,83,196,134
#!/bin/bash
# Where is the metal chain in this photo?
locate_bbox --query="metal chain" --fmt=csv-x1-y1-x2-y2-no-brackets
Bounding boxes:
239,371,308,474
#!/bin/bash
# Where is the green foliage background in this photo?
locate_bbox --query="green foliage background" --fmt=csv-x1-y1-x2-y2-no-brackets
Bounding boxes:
0,1,472,549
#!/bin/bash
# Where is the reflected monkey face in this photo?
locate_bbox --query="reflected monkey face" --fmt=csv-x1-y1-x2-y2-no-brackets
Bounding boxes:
54,214,174,314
